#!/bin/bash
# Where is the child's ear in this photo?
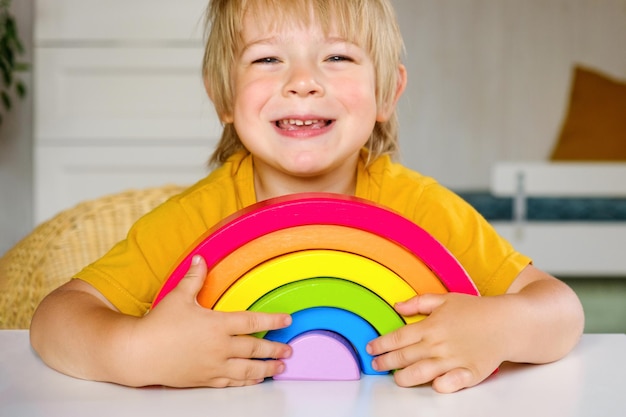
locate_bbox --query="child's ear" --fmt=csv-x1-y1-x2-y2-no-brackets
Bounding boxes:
376,64,408,122
204,76,234,123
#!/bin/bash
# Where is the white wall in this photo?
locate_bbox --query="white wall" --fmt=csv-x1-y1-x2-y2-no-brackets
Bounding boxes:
0,0,33,255
32,0,213,224
394,0,626,189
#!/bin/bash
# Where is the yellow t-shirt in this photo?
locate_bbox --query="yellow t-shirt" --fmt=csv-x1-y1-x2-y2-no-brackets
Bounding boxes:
75,149,531,316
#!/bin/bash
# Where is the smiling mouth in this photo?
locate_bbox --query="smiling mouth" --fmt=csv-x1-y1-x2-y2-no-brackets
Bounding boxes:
275,119,333,130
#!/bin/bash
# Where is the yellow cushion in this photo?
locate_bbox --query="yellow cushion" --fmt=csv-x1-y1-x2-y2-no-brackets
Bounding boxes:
550,66,626,161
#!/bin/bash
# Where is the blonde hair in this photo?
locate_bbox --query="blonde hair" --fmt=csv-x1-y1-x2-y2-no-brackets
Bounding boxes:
203,0,405,166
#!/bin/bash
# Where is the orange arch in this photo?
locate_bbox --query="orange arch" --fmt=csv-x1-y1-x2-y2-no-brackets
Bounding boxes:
197,224,446,308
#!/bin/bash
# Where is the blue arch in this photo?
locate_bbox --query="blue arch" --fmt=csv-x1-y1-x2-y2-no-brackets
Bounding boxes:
264,307,386,375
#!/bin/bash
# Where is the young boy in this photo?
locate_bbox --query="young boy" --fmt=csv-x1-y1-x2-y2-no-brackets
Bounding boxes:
30,0,584,393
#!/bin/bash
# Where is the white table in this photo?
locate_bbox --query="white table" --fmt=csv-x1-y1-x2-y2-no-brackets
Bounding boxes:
1,331,625,417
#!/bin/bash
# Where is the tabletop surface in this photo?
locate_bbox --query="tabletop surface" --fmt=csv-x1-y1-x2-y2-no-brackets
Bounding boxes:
1,331,625,417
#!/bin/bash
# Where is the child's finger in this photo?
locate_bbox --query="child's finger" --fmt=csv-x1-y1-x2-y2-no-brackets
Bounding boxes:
204,376,266,388
229,334,292,360
224,357,287,383
432,367,477,393
370,340,429,372
366,323,423,356
391,357,448,388
174,254,207,298
223,310,292,335
394,293,446,316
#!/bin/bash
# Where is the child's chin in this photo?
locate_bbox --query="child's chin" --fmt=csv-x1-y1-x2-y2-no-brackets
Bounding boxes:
282,157,329,175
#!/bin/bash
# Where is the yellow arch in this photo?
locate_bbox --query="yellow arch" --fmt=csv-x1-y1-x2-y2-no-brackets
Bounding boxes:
214,249,420,324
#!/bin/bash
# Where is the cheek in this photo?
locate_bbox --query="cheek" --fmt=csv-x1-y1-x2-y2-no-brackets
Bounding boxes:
335,75,378,113
235,78,277,116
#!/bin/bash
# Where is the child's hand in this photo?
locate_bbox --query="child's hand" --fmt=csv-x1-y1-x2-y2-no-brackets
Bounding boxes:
130,255,292,388
366,293,508,393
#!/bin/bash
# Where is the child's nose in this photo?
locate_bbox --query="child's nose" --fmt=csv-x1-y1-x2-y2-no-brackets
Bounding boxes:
283,65,325,98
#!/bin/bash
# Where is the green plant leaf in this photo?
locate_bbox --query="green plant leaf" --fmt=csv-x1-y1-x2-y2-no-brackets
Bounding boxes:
0,0,29,124
15,61,28,71
1,90,12,110
15,79,25,97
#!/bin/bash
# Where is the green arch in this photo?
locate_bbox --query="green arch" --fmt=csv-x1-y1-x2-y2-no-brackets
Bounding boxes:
249,277,409,338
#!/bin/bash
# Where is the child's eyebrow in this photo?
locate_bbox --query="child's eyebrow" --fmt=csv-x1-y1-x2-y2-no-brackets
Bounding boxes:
241,35,356,53
242,36,279,49
326,37,356,46
239,35,282,56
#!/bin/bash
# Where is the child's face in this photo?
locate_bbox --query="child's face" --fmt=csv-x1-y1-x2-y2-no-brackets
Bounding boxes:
223,12,385,192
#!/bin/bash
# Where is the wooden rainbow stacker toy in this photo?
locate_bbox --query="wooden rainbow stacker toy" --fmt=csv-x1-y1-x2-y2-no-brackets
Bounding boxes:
152,193,479,381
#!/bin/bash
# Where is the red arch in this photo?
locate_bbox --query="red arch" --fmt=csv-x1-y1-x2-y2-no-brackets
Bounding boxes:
153,193,478,307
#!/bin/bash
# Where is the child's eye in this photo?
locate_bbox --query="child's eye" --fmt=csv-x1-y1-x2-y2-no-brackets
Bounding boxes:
326,55,353,63
253,57,280,64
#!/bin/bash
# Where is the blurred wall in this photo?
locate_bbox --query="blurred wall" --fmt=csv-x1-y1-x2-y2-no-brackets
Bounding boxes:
393,0,626,188
0,0,34,256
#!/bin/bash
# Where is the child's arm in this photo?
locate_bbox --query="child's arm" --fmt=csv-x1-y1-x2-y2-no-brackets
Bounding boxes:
366,265,584,393
30,255,292,388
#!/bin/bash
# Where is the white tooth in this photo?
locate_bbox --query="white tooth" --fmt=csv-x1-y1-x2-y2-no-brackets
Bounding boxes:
281,118,325,126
